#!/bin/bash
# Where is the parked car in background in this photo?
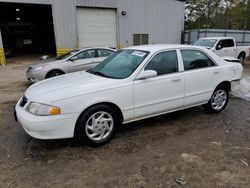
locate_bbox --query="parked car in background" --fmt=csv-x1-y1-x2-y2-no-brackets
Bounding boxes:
194,37,250,63
15,45,243,146
26,47,116,82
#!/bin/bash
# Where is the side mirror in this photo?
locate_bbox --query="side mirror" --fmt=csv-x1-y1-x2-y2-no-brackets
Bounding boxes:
137,70,157,80
216,44,222,50
70,56,78,61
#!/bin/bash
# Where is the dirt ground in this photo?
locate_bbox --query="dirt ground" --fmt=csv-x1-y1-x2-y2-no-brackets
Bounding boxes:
0,56,250,188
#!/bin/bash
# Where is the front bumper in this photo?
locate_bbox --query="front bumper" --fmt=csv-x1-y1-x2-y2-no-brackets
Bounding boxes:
26,70,44,83
15,99,78,140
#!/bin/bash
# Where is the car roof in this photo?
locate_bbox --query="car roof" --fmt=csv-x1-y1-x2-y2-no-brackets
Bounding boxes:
199,37,234,40
124,44,204,53
78,47,116,52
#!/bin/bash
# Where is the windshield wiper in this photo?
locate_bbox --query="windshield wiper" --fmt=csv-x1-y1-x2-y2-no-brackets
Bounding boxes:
88,70,115,79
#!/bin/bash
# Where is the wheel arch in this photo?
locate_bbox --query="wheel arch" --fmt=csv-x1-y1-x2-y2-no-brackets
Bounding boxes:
217,81,231,92
238,51,246,59
74,102,124,132
46,69,65,78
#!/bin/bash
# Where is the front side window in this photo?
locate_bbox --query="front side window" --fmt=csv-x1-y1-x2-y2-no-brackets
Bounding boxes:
217,40,227,48
145,50,178,75
217,39,234,48
181,50,216,71
76,49,96,59
88,49,149,79
97,49,114,57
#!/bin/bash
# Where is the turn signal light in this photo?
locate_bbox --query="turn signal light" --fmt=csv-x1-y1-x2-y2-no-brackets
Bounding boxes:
48,107,61,115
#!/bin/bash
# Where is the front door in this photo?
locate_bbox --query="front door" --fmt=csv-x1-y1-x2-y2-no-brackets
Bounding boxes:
215,39,237,57
133,50,184,119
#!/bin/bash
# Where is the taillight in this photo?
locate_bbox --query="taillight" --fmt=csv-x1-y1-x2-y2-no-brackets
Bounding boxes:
248,48,250,55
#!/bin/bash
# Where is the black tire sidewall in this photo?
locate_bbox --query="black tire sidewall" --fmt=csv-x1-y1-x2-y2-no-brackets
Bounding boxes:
47,70,63,78
75,104,120,147
238,54,245,64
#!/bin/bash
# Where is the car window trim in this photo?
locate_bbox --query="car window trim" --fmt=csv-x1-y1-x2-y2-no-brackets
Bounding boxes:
179,48,218,72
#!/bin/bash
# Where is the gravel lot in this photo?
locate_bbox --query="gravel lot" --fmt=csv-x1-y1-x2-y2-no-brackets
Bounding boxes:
0,57,250,188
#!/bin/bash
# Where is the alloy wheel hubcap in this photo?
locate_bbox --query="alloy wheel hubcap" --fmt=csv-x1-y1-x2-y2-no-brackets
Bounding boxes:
85,111,114,141
211,89,227,110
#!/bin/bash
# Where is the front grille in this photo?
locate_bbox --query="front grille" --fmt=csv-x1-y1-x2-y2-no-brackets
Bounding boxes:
19,96,28,107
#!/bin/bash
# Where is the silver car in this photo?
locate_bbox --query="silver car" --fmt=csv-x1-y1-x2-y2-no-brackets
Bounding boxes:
26,47,116,82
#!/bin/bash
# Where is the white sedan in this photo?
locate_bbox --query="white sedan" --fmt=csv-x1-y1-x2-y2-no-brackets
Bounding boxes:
15,45,243,146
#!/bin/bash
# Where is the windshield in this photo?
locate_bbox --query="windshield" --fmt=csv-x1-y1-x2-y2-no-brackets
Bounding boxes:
194,39,217,48
88,49,149,79
56,49,79,60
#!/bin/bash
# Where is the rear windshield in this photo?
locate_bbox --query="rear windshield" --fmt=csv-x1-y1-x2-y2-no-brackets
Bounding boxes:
194,39,217,48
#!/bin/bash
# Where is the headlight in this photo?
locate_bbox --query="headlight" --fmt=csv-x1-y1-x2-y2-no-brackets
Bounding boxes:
32,66,43,72
26,102,61,116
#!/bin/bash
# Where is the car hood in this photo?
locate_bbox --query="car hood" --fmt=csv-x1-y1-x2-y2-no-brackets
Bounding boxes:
29,58,64,68
24,71,121,103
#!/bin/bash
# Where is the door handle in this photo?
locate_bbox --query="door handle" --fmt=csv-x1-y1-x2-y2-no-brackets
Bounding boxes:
171,78,181,83
213,71,220,75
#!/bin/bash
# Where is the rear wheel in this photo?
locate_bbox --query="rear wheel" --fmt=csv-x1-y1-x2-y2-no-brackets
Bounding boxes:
238,53,245,64
46,70,64,78
75,104,120,147
204,86,229,113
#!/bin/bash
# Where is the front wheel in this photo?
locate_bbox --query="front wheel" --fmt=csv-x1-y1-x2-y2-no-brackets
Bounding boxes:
46,70,64,79
204,86,229,113
74,105,120,147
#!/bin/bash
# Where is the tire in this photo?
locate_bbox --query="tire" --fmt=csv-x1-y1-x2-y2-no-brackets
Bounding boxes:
74,104,120,147
46,70,64,78
204,86,229,114
238,53,245,64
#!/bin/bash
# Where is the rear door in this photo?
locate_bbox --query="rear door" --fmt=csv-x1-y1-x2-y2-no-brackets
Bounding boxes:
180,49,221,107
68,49,99,72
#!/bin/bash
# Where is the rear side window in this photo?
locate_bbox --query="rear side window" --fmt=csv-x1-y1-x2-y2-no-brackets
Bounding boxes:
145,50,178,75
181,50,216,71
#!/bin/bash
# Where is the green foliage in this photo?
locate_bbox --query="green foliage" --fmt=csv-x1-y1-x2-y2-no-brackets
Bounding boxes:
186,0,250,30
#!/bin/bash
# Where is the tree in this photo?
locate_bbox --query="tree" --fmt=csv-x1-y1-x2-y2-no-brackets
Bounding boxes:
186,0,221,29
185,0,250,30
